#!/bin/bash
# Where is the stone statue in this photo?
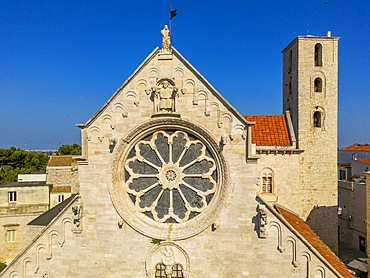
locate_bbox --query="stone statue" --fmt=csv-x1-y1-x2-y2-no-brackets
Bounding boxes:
159,81,172,111
155,80,178,113
161,25,171,51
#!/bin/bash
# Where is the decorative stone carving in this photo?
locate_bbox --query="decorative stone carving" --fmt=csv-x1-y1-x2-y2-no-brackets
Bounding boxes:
108,118,228,240
124,130,217,223
71,197,83,234
146,242,191,278
147,80,179,114
157,80,178,113
109,137,117,147
258,204,268,238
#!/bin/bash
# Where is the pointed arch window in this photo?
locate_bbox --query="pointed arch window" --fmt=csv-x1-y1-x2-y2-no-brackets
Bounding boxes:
314,43,322,66
261,169,273,194
314,78,322,92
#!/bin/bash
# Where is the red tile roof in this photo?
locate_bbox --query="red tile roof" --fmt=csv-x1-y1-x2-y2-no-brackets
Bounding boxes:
244,115,291,146
275,206,354,278
341,144,370,152
48,156,77,167
357,158,370,165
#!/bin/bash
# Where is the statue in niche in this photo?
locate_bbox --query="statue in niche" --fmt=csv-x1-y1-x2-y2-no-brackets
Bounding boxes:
161,25,171,51
154,80,178,113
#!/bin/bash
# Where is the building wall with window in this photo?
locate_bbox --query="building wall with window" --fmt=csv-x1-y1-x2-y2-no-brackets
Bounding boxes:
256,153,301,211
0,182,49,264
338,181,366,253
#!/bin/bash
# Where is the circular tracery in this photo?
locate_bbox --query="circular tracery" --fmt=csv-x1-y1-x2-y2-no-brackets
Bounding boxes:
110,118,228,240
166,170,176,181
124,130,218,223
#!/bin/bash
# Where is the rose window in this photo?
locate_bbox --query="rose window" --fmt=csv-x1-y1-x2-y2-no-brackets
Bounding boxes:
124,130,218,223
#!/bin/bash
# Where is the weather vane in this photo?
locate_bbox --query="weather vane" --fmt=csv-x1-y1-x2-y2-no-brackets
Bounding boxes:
169,5,177,34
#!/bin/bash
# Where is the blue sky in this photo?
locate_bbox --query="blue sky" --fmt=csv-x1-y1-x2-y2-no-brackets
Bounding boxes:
0,0,369,149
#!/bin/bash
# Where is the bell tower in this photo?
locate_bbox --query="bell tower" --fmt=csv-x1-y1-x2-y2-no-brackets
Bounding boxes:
282,33,339,252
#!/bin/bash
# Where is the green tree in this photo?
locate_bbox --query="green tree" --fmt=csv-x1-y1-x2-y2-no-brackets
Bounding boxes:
0,147,49,184
56,144,82,155
0,262,6,272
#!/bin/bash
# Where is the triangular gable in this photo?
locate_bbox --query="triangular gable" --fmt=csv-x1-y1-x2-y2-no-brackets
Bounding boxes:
78,47,253,129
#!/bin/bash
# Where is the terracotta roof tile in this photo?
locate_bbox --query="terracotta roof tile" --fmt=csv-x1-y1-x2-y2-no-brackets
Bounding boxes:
48,155,77,167
244,115,291,146
341,144,370,152
275,206,354,278
357,158,370,165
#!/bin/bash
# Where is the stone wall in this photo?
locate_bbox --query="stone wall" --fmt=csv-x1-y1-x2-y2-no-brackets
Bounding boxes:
0,184,49,264
0,195,343,277
47,166,79,194
282,36,339,252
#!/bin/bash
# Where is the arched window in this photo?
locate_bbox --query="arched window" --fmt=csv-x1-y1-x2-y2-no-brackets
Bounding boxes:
288,49,292,73
313,110,322,128
155,263,184,278
288,81,292,95
261,169,273,194
314,43,322,66
314,78,322,92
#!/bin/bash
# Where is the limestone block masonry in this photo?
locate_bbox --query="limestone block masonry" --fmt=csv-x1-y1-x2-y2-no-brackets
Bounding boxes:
282,35,339,252
0,30,348,277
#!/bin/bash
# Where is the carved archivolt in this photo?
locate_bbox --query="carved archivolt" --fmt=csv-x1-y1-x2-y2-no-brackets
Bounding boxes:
88,126,103,143
314,266,325,278
194,90,209,116
209,102,221,124
145,242,191,278
113,102,128,117
230,124,246,140
108,118,229,240
267,221,284,252
286,236,299,267
183,79,195,100
299,251,312,277
101,114,115,130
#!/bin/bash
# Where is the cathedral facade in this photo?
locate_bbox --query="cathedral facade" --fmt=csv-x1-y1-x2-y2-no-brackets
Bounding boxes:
1,28,351,277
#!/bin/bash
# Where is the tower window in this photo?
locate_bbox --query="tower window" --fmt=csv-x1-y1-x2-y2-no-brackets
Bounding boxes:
314,43,322,66
289,81,292,95
288,49,292,73
314,78,322,92
313,111,322,128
